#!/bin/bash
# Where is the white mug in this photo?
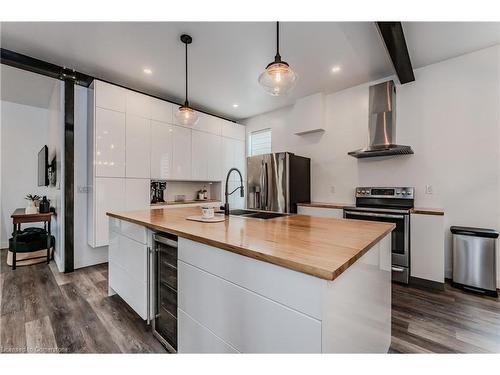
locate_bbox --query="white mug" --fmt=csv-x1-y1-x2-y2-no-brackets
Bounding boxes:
201,206,214,219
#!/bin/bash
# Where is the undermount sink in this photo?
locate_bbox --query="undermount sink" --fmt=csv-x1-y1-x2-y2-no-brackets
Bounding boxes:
229,209,287,220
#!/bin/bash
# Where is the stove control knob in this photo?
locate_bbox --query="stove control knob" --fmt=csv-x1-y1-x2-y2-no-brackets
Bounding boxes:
402,191,407,196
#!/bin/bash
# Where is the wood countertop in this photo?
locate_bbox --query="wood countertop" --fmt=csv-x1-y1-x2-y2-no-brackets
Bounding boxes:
298,202,445,216
297,202,352,209
107,207,394,281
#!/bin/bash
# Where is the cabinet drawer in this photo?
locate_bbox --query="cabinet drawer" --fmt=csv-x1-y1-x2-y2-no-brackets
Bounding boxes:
178,260,322,353
109,262,147,319
178,238,323,319
178,309,238,353
109,233,147,284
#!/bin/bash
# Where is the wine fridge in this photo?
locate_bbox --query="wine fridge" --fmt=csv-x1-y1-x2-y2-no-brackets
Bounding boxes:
152,233,178,352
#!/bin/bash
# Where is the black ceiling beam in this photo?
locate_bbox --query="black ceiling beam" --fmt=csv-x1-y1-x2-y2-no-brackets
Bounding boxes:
376,22,415,84
1,48,93,86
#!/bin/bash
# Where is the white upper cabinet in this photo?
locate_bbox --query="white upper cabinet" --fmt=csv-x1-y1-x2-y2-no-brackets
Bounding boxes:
291,93,325,135
223,137,246,182
172,125,192,180
206,133,222,181
192,113,222,135
95,80,126,112
192,130,223,181
126,90,151,118
150,97,173,124
191,130,207,180
95,177,126,247
126,114,151,178
95,107,126,177
221,120,245,141
150,121,174,179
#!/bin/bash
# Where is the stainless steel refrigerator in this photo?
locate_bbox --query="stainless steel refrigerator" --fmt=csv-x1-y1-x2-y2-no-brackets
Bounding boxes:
246,152,310,213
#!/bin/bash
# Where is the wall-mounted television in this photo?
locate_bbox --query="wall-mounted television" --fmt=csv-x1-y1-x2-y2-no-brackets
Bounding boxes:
38,145,49,187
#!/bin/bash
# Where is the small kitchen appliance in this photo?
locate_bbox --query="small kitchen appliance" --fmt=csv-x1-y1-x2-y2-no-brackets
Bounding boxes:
344,187,414,284
150,180,167,204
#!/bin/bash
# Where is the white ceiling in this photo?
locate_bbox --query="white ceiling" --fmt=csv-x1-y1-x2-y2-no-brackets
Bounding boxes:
1,22,499,120
1,64,59,109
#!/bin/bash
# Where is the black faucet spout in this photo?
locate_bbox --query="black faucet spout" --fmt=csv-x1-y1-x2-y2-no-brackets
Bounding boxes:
224,167,245,216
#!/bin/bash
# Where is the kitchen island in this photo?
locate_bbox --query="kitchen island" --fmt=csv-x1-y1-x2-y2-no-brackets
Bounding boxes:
106,207,394,353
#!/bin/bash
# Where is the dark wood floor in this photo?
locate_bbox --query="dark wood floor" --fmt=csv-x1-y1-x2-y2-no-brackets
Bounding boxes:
390,282,500,353
0,249,165,353
1,248,498,353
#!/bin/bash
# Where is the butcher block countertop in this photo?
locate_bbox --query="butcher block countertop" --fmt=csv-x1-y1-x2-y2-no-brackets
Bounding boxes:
107,207,394,281
297,202,351,209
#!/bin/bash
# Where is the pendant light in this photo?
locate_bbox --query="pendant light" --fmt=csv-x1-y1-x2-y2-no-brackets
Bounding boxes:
258,22,297,96
175,34,199,126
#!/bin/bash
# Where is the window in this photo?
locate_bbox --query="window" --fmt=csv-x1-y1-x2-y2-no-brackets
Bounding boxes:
250,128,272,156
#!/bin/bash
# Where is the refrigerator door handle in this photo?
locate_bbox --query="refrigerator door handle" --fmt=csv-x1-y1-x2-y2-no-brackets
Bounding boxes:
264,162,269,209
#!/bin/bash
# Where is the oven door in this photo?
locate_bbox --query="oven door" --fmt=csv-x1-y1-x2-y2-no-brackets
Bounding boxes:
344,210,410,268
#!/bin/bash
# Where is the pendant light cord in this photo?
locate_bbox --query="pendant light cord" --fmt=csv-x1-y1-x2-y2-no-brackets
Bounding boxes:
184,42,189,107
275,21,281,62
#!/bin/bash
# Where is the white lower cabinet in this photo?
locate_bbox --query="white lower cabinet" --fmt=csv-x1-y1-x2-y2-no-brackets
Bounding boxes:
178,309,238,353
108,219,151,320
297,206,344,218
410,214,445,283
93,177,125,247
178,260,322,353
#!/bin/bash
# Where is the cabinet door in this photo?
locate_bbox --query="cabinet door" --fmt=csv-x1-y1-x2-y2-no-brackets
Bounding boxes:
223,137,246,182
410,214,445,283
126,90,151,118
150,121,174,179
95,80,126,112
126,115,151,178
221,120,245,141
151,98,173,124
191,130,208,180
95,108,126,177
172,125,192,180
125,178,150,211
95,177,125,247
192,113,222,135
206,133,222,181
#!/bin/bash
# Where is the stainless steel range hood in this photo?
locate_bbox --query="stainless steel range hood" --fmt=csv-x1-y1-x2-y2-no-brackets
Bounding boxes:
348,80,413,158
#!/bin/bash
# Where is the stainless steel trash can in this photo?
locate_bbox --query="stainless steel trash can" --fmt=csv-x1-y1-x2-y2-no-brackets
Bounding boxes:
451,226,498,297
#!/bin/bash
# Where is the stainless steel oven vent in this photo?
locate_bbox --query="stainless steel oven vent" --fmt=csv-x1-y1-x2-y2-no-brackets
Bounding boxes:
348,80,413,158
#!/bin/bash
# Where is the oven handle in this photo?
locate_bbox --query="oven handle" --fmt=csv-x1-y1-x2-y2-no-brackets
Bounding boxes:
392,266,406,272
344,210,405,220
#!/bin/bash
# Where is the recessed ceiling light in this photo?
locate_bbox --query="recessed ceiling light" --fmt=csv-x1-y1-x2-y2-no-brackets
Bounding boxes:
232,104,239,108
331,65,341,73
143,68,153,75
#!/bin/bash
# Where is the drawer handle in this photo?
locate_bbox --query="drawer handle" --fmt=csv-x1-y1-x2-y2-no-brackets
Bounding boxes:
392,266,405,272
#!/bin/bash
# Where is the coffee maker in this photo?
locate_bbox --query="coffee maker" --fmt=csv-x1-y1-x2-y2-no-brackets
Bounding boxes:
150,180,167,204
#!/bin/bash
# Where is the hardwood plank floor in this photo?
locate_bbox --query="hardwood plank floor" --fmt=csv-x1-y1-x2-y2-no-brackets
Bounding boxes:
1,248,498,353
0,249,166,353
390,282,500,353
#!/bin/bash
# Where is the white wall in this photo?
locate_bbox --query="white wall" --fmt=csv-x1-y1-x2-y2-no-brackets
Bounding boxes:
244,45,500,286
0,101,50,247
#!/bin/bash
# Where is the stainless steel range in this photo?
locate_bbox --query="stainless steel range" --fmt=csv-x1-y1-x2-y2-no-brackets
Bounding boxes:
343,187,414,284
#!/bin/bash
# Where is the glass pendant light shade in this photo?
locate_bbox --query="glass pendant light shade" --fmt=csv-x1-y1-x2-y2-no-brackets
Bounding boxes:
258,22,297,96
175,104,199,126
258,62,297,96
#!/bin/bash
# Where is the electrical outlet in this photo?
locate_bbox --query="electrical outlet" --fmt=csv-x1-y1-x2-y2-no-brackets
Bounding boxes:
78,186,89,193
330,186,335,194
425,185,433,194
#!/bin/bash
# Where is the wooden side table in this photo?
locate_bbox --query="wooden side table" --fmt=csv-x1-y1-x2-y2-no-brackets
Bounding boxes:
11,208,53,270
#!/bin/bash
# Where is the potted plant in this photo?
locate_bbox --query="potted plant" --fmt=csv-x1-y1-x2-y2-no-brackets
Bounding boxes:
25,194,41,214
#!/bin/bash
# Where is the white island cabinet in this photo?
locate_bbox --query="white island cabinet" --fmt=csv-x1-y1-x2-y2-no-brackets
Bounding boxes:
108,213,392,353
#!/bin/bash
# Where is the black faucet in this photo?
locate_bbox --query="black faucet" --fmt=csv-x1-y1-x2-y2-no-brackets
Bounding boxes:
223,168,245,216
